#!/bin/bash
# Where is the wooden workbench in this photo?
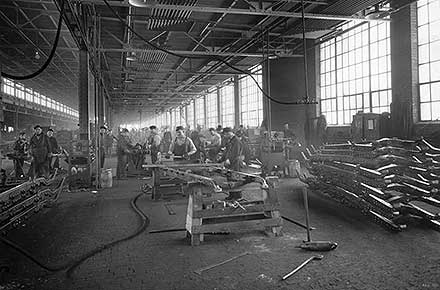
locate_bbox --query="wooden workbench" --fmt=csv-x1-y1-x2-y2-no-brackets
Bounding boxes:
142,163,222,200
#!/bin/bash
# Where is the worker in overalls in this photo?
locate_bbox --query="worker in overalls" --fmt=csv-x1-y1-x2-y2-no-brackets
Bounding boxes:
13,132,28,179
47,128,60,173
168,126,197,162
29,125,51,179
116,128,133,179
148,125,162,164
206,127,221,162
222,127,243,171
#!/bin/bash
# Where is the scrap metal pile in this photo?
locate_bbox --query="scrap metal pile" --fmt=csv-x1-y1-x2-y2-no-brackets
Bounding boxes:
303,138,440,232
0,176,66,233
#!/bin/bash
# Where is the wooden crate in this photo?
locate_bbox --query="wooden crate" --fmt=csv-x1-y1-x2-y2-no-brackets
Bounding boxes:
185,183,282,246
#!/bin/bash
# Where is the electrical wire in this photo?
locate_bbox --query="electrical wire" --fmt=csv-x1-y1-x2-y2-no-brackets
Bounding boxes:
0,0,65,81
102,0,317,105
0,191,149,277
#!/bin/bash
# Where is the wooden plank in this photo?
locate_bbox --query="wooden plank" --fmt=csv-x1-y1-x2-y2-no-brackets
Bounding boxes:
192,204,280,218
190,217,283,234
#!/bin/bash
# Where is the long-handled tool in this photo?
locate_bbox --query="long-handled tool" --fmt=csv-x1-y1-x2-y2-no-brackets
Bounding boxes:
299,186,338,251
194,252,250,275
282,254,324,280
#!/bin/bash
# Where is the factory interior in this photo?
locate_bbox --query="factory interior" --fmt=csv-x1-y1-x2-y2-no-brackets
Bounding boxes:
0,0,439,289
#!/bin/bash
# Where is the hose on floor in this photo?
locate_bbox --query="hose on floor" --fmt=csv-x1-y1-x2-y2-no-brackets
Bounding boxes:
0,192,150,276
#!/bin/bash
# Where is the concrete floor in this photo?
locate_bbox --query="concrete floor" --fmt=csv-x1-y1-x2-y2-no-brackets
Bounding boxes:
0,160,439,290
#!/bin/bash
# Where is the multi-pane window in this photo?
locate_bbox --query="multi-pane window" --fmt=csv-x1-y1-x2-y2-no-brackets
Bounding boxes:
320,19,391,125
220,82,235,127
239,65,263,127
206,91,218,128
1,78,77,116
2,78,14,95
186,100,195,129
418,0,440,121
195,96,205,128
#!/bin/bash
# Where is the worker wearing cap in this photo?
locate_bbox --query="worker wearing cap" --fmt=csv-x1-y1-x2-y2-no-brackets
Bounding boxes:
147,125,162,164
47,128,60,172
116,128,133,179
29,125,52,178
13,132,28,179
222,127,243,171
207,127,221,161
168,126,197,161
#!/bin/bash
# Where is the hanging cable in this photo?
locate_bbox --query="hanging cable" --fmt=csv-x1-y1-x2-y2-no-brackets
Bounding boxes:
1,0,65,81
102,0,316,105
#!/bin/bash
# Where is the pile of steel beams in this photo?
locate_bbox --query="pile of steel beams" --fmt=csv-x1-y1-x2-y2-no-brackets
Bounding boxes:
303,138,440,232
0,176,66,233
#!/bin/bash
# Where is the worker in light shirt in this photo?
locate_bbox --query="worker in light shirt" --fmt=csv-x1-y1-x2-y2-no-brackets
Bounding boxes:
147,125,162,164
168,126,197,161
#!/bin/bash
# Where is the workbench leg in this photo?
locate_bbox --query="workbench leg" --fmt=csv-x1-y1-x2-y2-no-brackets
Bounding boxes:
186,185,204,246
152,168,161,200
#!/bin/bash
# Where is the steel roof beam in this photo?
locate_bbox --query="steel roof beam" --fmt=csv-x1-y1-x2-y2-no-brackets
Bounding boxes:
105,1,388,22
98,48,301,58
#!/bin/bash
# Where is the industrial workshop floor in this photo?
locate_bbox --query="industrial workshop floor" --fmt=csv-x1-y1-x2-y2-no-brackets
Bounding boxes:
1,164,439,289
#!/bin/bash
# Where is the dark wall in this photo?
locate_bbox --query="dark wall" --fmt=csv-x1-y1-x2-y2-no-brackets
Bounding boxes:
266,42,317,143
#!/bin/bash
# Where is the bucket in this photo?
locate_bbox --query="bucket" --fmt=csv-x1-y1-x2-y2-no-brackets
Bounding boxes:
100,168,113,188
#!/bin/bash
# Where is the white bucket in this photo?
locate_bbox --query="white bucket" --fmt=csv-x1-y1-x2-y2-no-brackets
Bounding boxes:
100,168,113,188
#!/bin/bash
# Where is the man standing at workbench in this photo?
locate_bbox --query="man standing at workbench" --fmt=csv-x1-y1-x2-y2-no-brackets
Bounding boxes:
222,127,243,171
206,127,221,161
168,126,197,161
147,125,162,164
116,128,133,179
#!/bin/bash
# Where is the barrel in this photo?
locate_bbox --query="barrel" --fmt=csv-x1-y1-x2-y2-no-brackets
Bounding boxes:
100,168,113,188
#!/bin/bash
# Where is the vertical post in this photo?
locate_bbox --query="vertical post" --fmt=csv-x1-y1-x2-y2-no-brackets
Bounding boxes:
234,75,240,128
78,48,90,146
217,86,222,126
390,1,418,138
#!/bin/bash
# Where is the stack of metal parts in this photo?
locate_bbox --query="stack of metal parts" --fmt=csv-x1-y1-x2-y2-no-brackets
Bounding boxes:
0,176,65,233
303,138,440,232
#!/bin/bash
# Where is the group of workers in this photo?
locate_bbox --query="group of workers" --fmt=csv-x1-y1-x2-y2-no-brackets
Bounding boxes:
12,125,61,179
111,125,245,179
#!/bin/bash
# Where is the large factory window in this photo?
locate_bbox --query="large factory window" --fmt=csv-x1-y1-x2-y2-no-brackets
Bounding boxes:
219,82,235,127
206,90,218,128
418,0,440,121
320,19,391,125
239,65,263,127
1,77,77,116
1,78,14,96
186,100,195,129
195,96,205,128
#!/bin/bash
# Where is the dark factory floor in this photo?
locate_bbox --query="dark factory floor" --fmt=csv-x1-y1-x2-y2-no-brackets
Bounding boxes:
1,162,439,290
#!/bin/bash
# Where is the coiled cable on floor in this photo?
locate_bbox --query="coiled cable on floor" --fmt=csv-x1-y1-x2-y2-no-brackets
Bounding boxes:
0,192,149,276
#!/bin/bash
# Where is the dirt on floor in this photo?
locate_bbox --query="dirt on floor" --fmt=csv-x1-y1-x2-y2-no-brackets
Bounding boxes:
0,175,439,290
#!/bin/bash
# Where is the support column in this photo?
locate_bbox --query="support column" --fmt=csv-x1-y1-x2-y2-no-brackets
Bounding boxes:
234,75,240,128
217,86,222,126
98,83,105,127
78,48,90,146
262,61,271,132
390,1,418,138
266,39,317,144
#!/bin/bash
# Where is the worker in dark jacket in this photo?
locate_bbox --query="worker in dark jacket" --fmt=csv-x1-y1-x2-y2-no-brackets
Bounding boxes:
116,128,132,179
222,127,243,171
29,125,51,179
47,128,60,172
13,132,28,178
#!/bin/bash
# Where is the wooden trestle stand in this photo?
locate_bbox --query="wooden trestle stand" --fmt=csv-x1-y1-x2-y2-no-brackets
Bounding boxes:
185,180,283,246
